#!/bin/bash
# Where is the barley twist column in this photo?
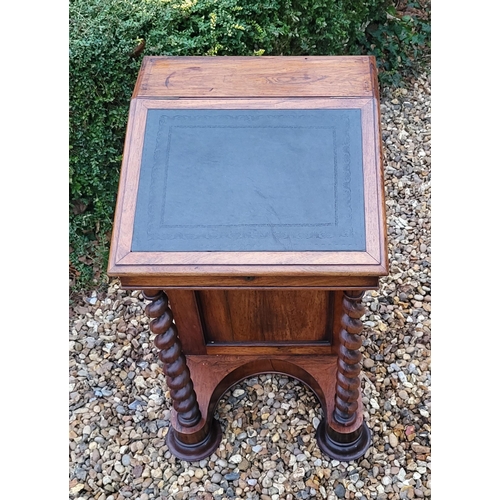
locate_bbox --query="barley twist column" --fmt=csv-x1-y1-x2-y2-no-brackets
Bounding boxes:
142,289,222,460
333,290,365,426
142,289,201,427
316,290,371,461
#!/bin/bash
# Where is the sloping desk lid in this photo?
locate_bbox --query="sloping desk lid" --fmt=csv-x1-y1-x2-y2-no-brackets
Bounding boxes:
108,56,388,288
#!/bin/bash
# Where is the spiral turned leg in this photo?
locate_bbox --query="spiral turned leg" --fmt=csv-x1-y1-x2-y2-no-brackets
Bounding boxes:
316,290,371,461
334,290,365,426
142,289,221,460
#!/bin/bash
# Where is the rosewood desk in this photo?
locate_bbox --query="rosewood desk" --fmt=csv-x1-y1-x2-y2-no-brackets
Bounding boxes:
108,56,388,461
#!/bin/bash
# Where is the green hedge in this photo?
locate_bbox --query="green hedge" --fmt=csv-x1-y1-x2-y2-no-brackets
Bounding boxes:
69,0,430,291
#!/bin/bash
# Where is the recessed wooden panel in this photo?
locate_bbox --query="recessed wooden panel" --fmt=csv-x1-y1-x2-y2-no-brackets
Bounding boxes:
197,290,333,344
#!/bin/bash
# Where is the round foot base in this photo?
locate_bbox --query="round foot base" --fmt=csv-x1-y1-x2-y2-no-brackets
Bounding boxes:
316,420,371,461
166,419,222,461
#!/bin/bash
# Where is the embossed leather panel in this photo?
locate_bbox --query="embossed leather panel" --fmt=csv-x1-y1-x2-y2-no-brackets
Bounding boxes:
132,109,366,252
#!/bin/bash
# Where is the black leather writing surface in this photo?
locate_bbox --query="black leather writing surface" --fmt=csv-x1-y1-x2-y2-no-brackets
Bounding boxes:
132,109,366,252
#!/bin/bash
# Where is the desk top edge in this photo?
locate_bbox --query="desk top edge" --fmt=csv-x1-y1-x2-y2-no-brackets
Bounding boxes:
107,264,386,289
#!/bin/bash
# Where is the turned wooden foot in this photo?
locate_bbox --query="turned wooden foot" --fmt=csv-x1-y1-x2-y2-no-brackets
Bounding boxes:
315,290,371,460
316,420,371,462
143,289,222,460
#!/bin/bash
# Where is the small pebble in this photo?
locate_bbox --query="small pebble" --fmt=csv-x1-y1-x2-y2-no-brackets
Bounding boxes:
389,433,398,448
363,358,375,369
334,484,346,498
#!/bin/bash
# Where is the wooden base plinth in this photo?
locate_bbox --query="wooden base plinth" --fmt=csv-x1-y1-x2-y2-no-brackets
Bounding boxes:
316,420,371,461
165,354,370,461
166,419,222,461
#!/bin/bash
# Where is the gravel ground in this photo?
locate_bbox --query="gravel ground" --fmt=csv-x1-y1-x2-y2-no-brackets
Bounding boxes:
69,71,431,500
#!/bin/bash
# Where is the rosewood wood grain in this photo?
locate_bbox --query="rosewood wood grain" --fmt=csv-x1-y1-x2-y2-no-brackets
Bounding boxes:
112,273,383,290
134,56,374,99
116,249,381,268
119,279,380,290
166,290,206,355
197,290,332,344
205,344,333,356
370,59,390,267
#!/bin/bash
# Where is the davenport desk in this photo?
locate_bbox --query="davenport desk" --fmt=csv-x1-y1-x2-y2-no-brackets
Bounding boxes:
108,56,388,461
